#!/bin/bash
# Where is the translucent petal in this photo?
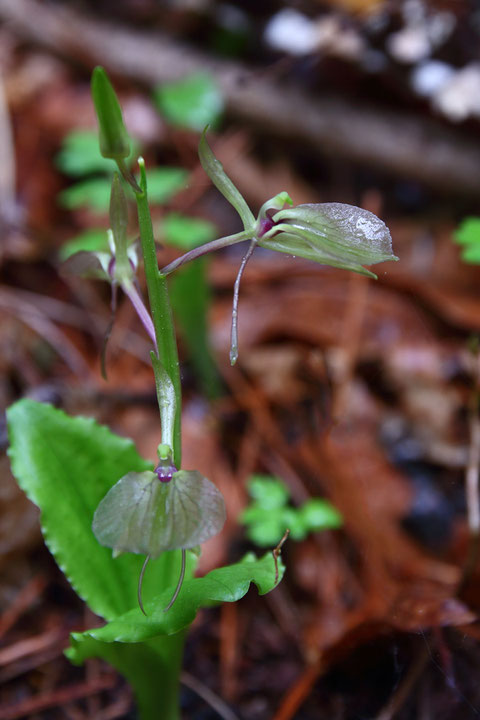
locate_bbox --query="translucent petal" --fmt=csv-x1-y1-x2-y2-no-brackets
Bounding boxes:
92,470,226,558
269,203,398,270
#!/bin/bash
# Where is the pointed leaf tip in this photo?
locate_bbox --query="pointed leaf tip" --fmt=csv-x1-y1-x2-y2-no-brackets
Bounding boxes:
91,67,131,161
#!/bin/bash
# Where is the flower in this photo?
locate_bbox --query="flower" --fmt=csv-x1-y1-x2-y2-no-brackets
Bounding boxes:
257,194,398,278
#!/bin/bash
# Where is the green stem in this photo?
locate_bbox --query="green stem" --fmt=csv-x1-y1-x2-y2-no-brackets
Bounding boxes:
135,157,182,467
97,632,186,720
160,229,253,276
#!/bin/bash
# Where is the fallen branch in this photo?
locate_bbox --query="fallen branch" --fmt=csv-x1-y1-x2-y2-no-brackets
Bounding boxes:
1,0,480,195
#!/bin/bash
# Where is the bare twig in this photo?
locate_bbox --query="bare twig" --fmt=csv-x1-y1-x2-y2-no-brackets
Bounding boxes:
0,575,46,640
273,528,289,586
272,659,323,720
0,676,117,720
459,345,480,594
181,671,241,720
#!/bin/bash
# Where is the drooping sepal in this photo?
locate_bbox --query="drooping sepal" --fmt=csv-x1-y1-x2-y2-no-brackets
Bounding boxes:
92,469,226,557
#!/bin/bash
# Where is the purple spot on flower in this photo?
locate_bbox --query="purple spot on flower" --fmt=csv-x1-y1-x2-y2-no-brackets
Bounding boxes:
108,257,116,278
154,460,177,483
258,217,274,237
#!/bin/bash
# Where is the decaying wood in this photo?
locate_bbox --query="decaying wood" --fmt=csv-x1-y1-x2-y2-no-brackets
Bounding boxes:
1,0,480,195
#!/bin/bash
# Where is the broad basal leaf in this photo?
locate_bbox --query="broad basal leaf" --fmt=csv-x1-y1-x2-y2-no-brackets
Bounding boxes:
6,400,196,620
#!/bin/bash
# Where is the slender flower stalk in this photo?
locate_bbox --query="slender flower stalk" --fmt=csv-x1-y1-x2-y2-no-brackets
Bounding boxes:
135,158,182,467
230,238,257,365
160,229,253,275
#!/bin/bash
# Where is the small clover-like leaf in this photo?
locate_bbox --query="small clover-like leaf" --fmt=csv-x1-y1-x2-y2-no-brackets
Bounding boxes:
300,498,343,531
154,72,223,131
247,475,290,509
92,469,226,557
259,202,398,278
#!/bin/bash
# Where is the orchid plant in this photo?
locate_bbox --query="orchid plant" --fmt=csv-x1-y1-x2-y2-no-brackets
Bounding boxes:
7,67,397,720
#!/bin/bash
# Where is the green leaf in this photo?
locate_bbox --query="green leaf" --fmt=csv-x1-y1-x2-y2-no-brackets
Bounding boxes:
300,498,343,531
461,245,480,264
92,469,226,556
454,217,480,246
6,399,196,620
91,66,131,161
59,229,109,261
143,168,188,205
281,507,307,541
261,203,398,278
198,130,255,233
163,213,216,250
244,516,287,547
153,72,223,131
68,552,283,648
59,168,185,212
247,475,290,509
56,130,116,177
59,177,113,212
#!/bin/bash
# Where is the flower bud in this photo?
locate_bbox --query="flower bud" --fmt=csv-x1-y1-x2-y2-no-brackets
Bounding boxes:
91,67,131,161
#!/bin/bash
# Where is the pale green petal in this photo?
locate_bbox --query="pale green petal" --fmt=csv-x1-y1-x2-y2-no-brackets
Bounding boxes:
272,203,397,267
92,469,226,558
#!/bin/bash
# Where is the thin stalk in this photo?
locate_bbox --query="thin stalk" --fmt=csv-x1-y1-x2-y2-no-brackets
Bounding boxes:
164,549,186,612
459,349,480,595
161,229,253,275
230,238,258,366
135,158,182,467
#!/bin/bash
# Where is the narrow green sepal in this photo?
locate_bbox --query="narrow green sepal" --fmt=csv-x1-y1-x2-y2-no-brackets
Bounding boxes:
91,66,131,161
198,129,255,233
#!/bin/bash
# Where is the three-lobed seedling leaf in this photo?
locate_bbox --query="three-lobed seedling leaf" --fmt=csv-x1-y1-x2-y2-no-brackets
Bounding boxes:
454,217,480,264
241,475,343,547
